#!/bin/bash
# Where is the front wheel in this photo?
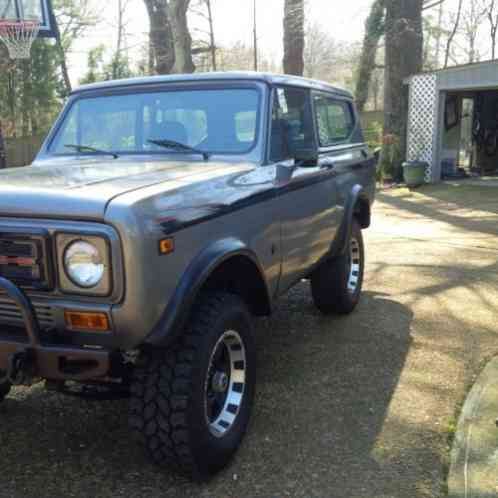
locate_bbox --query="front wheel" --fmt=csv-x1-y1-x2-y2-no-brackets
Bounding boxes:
129,292,256,480
311,219,365,314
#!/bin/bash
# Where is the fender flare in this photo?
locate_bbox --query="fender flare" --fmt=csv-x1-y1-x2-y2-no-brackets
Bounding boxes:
332,184,370,257
144,237,271,348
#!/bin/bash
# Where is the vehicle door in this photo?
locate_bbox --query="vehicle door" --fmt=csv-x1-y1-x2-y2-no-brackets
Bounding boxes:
313,92,374,219
270,86,340,294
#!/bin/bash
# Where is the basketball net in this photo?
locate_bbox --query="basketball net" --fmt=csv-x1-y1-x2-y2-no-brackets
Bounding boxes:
0,19,40,60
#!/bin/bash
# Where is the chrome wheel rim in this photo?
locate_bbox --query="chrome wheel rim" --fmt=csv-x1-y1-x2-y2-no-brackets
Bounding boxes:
347,237,361,294
204,330,246,438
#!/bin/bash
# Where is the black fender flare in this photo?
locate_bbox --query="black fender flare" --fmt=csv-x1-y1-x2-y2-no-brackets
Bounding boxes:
144,237,271,348
332,184,370,257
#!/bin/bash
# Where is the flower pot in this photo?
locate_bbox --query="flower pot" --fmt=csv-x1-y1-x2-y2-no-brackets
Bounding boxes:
402,161,427,187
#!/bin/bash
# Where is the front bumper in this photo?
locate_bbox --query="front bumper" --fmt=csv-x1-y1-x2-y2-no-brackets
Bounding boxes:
0,277,111,384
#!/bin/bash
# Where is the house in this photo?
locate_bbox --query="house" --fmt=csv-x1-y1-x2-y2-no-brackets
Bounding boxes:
406,60,498,183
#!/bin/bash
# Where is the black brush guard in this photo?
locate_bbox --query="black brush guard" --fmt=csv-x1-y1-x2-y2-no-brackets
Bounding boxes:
0,277,110,385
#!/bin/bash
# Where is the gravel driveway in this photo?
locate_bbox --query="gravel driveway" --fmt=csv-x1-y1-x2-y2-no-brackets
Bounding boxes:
2,183,498,498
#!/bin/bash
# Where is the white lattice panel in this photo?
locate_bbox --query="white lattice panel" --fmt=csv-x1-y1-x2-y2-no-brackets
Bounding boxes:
407,74,438,182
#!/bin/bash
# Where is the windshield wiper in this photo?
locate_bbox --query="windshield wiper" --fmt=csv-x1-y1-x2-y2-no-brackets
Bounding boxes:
147,138,210,161
65,144,119,159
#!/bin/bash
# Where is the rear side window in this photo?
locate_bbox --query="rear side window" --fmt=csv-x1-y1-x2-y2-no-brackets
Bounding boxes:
314,95,355,146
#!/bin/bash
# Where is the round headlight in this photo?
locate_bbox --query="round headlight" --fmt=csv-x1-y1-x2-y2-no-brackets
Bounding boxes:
64,240,105,288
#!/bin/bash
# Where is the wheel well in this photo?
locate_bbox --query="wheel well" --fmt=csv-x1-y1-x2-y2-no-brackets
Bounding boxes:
354,197,371,229
201,255,272,316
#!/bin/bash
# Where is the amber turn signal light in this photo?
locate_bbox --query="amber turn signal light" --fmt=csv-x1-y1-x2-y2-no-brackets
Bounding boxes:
159,237,175,255
65,311,110,332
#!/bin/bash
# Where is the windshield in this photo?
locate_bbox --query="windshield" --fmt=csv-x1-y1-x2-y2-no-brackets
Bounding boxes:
49,87,261,156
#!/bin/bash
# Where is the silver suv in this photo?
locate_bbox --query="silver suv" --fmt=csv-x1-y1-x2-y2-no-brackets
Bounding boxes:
0,72,376,479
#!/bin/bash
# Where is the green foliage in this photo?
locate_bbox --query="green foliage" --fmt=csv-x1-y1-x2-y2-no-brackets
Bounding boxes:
80,45,135,85
53,0,99,52
0,0,99,138
355,0,386,112
365,0,386,39
80,45,106,85
364,120,383,149
0,39,62,137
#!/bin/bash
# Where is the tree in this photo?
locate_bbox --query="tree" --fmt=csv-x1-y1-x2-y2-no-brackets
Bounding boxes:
53,0,100,95
370,68,384,111
304,21,338,80
79,45,106,84
283,0,304,75
383,0,424,180
460,0,487,63
189,0,218,71
143,0,175,74
355,0,385,112
444,0,463,67
168,0,195,73
0,40,61,138
434,0,444,67
487,0,498,59
215,41,278,73
80,44,134,84
110,0,131,80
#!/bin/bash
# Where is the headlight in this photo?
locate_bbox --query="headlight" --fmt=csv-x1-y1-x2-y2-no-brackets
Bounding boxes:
64,240,105,288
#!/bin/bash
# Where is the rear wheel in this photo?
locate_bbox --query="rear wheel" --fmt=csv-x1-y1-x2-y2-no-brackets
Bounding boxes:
311,219,365,314
129,292,256,480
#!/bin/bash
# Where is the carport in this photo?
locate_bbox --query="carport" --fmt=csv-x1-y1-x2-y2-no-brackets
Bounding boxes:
405,60,498,183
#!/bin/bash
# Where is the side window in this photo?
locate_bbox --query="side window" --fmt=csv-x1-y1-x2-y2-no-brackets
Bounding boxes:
270,87,314,162
314,95,355,146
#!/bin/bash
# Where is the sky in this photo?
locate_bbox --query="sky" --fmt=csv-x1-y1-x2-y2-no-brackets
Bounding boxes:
68,0,375,84
64,0,492,86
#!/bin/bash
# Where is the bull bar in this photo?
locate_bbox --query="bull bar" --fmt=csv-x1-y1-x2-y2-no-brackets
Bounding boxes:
0,277,110,385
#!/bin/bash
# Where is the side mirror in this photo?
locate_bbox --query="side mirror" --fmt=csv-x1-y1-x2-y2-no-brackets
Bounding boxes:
294,148,319,167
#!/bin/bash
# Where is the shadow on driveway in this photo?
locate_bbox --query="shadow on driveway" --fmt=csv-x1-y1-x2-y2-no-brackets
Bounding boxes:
0,288,414,498
377,185,498,240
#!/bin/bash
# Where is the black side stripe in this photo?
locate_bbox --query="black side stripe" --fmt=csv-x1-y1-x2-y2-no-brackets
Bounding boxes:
160,168,337,236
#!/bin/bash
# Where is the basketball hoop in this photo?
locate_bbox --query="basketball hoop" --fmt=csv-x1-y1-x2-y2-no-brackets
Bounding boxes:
0,19,40,60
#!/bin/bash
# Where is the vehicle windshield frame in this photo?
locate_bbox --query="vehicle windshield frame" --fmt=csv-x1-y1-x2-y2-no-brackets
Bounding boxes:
45,82,264,159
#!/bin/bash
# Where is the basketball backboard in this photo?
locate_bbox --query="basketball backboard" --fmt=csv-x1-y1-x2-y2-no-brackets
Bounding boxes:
0,0,55,38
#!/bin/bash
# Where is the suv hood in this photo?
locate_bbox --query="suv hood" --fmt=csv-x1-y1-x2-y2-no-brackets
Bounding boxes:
0,158,253,220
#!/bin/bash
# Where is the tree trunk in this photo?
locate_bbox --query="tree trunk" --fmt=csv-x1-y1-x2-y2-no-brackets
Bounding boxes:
53,15,72,95
21,60,33,136
143,0,175,75
112,0,124,80
434,1,444,68
206,0,217,71
0,123,6,169
486,0,498,60
444,0,463,68
355,0,385,112
168,0,195,74
283,0,304,76
383,0,424,180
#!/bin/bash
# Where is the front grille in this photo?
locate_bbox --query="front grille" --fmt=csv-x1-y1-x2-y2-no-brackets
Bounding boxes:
0,295,56,330
0,235,51,290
